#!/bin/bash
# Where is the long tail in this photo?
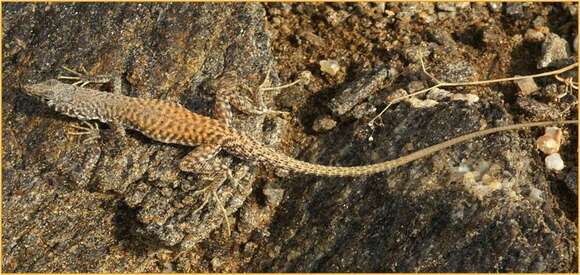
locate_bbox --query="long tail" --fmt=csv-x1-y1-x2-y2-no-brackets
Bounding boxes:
226,120,578,177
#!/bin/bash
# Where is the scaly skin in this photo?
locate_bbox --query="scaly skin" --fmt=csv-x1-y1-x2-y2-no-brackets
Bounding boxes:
22,79,578,177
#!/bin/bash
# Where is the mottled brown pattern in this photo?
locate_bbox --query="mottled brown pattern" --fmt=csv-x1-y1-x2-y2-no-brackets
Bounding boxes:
22,79,578,177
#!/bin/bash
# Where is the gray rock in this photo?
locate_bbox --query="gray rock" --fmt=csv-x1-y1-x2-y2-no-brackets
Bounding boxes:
328,66,393,116
438,60,477,83
564,169,577,195
505,3,525,17
538,33,572,69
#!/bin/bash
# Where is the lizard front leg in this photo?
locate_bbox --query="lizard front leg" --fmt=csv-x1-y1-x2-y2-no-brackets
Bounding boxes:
58,65,123,94
58,66,128,144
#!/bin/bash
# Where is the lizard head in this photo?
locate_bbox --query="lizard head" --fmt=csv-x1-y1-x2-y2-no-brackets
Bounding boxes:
22,79,62,102
22,79,77,107
21,79,108,121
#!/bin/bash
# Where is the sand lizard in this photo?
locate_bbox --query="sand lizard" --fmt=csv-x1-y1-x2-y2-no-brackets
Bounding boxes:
21,70,578,236
22,75,577,178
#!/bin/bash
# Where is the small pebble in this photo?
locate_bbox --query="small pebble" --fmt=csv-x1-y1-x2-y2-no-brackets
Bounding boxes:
243,242,258,254
404,45,431,63
488,2,502,13
407,80,425,92
538,33,571,69
319,59,341,76
263,187,285,208
482,26,502,46
524,29,545,43
211,257,222,269
532,16,546,29
426,87,452,100
386,88,408,102
564,169,577,195
312,115,337,132
436,3,457,12
298,70,313,85
505,3,525,17
406,97,438,108
427,28,457,48
545,153,565,171
516,77,539,95
450,93,479,104
536,127,563,154
300,31,325,47
350,102,376,119
324,9,349,26
438,60,477,82
529,186,544,203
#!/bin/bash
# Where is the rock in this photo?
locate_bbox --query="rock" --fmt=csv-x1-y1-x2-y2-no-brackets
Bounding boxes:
505,3,525,17
487,2,502,12
450,93,479,105
328,66,393,116
537,33,571,69
263,187,285,208
564,169,577,195
524,29,545,43
300,31,325,47
404,45,431,63
323,8,349,26
319,59,341,76
426,87,452,100
438,60,477,83
536,127,563,155
437,2,470,12
545,153,565,171
532,16,546,28
515,77,539,95
516,97,560,120
312,116,338,132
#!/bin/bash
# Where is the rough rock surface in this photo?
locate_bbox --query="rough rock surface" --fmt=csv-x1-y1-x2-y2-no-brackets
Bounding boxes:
3,2,578,272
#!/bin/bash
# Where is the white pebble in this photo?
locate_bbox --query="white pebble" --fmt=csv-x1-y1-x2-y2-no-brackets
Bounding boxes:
319,59,341,76
545,153,565,171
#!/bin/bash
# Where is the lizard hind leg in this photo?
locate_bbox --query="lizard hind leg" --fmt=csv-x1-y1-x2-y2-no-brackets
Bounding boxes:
180,144,240,236
66,120,101,144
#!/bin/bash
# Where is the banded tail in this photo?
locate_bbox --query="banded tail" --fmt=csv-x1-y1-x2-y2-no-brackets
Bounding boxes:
226,120,578,177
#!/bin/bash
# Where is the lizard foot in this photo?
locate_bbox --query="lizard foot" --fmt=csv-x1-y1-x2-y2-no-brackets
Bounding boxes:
190,168,242,237
258,68,311,93
66,121,101,144
245,67,311,119
58,65,114,87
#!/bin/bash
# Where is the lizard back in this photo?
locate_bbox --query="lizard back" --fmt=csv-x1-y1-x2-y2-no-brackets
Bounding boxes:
23,79,232,146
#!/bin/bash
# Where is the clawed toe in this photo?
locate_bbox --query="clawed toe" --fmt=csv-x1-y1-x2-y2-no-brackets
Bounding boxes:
58,65,113,87
66,121,101,143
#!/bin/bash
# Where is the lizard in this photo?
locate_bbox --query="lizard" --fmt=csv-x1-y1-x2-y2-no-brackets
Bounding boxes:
22,74,578,177
21,69,578,235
